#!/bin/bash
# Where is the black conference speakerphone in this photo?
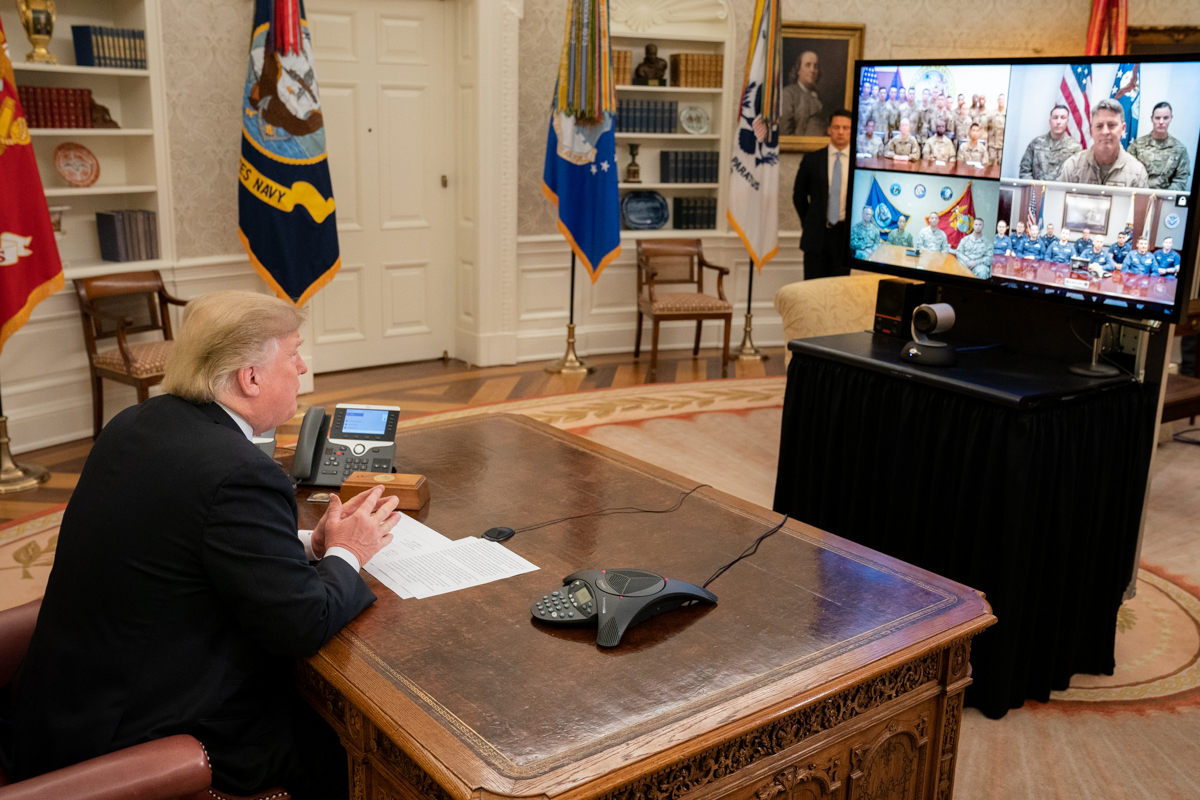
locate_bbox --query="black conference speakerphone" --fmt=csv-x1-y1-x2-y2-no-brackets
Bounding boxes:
531,568,717,647
317,404,400,484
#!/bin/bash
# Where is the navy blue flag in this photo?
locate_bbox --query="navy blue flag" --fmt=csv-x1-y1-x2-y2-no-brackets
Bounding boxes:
541,0,620,281
865,177,906,239
239,0,339,306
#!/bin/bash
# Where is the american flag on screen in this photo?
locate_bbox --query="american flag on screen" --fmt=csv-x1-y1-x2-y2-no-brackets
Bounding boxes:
1060,64,1093,149
861,66,878,92
1027,184,1045,230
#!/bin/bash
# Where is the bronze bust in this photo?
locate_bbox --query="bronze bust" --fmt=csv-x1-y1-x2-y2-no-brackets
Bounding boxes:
633,44,668,86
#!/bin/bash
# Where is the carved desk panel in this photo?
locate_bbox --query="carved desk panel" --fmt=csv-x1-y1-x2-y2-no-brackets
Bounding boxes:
294,415,994,800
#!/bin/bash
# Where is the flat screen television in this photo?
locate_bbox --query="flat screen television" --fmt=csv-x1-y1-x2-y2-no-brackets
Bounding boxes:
847,56,1200,323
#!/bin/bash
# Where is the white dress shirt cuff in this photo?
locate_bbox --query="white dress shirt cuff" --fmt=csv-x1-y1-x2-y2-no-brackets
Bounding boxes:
296,531,362,572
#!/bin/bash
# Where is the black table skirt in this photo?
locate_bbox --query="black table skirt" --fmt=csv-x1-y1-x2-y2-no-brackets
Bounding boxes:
773,353,1157,719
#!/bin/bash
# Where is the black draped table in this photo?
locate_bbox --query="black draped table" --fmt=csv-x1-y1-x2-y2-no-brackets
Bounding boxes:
772,332,1158,718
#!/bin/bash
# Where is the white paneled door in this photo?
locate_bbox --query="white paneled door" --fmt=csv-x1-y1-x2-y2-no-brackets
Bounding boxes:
306,0,454,371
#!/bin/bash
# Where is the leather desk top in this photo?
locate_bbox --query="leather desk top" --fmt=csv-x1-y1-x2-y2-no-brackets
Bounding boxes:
299,414,993,795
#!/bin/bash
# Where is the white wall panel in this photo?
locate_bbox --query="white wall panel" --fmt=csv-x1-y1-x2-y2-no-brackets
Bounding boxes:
382,262,431,336
378,86,430,230
316,265,366,343
308,12,358,61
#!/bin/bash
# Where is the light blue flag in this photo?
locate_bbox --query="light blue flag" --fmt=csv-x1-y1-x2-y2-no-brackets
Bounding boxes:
1109,63,1140,149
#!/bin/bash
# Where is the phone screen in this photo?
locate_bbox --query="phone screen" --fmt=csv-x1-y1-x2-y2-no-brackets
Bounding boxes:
341,408,389,436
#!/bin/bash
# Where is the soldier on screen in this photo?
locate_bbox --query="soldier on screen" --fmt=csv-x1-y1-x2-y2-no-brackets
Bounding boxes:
1122,237,1156,274
850,207,883,259
890,215,914,248
916,212,950,252
957,123,989,165
1041,222,1057,248
1127,102,1192,191
1014,224,1045,260
857,119,882,157
884,118,921,160
1019,105,1083,181
1085,236,1114,275
1047,231,1075,263
956,219,993,279
994,220,1013,255
1074,229,1094,256
1109,230,1132,265
923,120,957,163
986,94,1007,167
1154,237,1182,276
859,82,877,132
1057,99,1149,187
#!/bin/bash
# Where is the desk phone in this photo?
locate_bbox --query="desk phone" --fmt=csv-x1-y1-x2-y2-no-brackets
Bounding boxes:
530,568,716,647
292,404,401,487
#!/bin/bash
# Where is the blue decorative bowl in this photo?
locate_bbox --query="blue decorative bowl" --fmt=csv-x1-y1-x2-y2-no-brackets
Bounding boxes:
621,191,669,230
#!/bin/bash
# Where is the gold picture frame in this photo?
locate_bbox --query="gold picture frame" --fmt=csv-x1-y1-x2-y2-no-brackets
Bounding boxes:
778,22,865,153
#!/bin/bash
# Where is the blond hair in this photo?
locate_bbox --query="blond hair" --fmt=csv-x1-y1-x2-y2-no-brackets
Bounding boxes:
162,291,304,403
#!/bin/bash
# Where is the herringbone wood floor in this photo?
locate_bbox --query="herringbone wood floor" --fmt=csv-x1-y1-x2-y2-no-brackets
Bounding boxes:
0,347,785,524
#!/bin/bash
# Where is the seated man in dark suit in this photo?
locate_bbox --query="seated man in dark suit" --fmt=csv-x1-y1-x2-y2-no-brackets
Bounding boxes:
1,291,401,800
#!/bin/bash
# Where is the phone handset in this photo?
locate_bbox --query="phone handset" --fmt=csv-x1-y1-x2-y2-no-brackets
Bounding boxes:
291,406,329,485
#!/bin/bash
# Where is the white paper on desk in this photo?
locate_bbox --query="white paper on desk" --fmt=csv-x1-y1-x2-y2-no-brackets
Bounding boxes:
366,537,538,599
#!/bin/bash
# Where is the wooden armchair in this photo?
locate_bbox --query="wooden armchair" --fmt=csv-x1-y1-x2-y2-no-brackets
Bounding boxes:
635,239,732,379
0,600,290,800
74,271,187,439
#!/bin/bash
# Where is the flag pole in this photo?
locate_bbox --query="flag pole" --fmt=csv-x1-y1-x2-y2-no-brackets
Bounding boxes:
0,377,50,494
733,266,767,361
545,252,593,374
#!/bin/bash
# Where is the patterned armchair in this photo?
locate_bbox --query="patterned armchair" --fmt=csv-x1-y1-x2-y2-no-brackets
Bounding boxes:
774,274,889,365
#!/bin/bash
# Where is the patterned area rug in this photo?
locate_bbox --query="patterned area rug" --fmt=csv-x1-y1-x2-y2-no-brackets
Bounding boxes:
3,376,1198,713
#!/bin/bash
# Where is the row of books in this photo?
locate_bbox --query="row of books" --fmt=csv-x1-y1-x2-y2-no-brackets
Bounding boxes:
96,210,159,263
659,151,719,184
669,54,723,88
72,26,147,70
616,100,678,133
613,50,633,86
16,87,92,129
672,197,718,230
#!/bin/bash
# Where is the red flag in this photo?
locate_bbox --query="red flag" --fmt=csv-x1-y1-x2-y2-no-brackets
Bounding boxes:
0,19,64,356
937,182,976,249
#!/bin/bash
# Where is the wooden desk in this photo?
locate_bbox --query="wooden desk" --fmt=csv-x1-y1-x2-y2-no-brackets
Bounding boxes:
296,415,994,800
856,155,1001,180
869,243,978,279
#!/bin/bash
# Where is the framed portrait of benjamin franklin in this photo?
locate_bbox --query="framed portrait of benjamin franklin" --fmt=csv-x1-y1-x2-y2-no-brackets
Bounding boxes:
779,22,865,153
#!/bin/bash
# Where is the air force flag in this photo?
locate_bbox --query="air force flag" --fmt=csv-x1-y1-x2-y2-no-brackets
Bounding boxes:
541,0,620,282
542,111,621,281
239,0,339,306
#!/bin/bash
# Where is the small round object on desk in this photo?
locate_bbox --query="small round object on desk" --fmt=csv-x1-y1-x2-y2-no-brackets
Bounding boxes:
482,526,515,542
53,142,100,188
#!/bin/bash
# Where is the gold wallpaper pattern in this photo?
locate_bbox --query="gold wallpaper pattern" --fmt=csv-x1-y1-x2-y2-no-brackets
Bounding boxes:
517,0,1200,238
162,0,254,260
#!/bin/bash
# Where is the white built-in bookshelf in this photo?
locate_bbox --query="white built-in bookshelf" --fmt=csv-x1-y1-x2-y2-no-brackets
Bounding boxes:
610,12,735,239
1,0,171,278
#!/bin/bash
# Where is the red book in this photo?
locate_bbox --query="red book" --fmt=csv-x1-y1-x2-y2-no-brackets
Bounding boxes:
83,88,93,127
0,18,66,354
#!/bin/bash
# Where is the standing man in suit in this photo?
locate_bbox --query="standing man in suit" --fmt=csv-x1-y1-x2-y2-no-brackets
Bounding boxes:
2,291,401,799
794,108,853,280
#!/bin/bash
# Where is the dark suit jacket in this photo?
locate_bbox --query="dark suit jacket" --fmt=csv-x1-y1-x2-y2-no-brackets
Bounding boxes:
794,146,831,254
4,395,375,792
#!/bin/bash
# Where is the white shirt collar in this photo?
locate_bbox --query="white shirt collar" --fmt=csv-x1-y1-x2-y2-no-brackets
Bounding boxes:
828,143,849,158
216,402,254,441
